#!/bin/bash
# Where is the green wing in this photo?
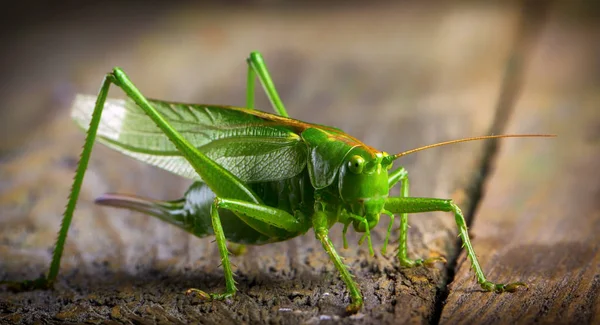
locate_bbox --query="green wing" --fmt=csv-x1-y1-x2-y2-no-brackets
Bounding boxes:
71,95,307,182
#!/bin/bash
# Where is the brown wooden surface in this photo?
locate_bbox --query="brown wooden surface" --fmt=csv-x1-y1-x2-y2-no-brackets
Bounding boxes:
0,3,597,325
440,8,600,323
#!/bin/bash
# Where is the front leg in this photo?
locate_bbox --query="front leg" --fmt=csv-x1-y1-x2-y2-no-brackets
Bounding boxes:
387,167,446,267
385,197,526,293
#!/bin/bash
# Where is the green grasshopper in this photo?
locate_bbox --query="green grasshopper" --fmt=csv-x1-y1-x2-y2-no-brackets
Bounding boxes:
3,52,552,313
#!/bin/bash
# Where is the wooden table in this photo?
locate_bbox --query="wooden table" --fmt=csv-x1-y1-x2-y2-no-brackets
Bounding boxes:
1,2,598,324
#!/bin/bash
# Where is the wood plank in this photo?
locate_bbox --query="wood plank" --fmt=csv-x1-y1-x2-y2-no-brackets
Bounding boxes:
0,3,524,324
440,10,600,324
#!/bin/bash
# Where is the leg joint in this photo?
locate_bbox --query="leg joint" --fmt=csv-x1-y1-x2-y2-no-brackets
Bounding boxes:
447,200,460,212
314,226,328,238
212,197,224,206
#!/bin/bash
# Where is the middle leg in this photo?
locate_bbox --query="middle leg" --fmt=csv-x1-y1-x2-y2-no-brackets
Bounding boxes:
313,210,363,313
186,197,307,300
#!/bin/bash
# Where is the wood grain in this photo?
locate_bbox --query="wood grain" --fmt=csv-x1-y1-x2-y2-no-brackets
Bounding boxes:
440,8,600,324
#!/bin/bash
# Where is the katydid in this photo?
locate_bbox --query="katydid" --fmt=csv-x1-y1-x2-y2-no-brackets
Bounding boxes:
2,52,554,313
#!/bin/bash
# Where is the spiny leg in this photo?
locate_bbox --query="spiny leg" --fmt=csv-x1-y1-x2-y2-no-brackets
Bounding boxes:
186,197,305,300
2,65,288,292
313,211,363,314
1,75,114,291
2,66,290,292
385,197,526,292
4,68,250,291
388,167,445,267
246,52,289,117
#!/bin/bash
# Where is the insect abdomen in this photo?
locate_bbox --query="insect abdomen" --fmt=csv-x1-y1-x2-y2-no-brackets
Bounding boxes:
97,170,315,245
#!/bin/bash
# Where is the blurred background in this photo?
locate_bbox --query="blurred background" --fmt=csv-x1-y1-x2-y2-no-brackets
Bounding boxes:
0,1,598,324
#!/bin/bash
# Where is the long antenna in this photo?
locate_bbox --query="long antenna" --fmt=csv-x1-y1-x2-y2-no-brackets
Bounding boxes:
393,134,556,159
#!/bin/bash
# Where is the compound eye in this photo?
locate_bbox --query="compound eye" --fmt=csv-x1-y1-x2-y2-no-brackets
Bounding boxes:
348,155,365,174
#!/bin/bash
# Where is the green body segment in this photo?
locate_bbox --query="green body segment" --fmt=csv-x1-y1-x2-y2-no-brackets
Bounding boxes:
2,51,530,313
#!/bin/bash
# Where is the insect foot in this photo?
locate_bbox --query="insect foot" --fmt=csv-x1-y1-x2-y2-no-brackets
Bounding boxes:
186,288,235,300
345,298,364,314
398,256,447,268
481,281,528,293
